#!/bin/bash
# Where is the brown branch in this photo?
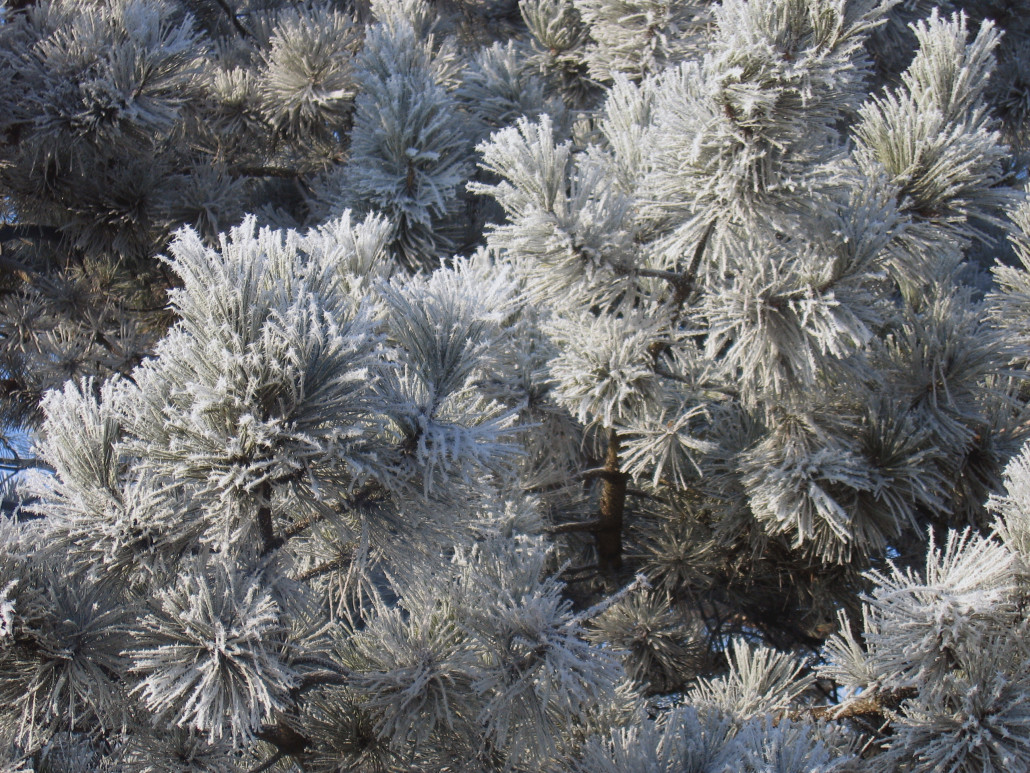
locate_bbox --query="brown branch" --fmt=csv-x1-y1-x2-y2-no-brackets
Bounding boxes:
546,518,601,535
625,487,664,502
632,266,690,285
0,224,61,247
296,553,352,583
651,363,694,384
676,219,716,308
120,303,172,314
596,429,628,573
647,220,717,362
281,482,382,542
232,165,305,179
0,457,55,474
789,686,918,724
561,563,601,583
256,481,280,556
292,655,350,673
3,1,39,14
0,255,38,281
248,663,353,773
0,225,61,277
255,723,310,756
282,512,330,541
620,220,716,312
212,0,255,39
245,750,286,773
297,670,349,694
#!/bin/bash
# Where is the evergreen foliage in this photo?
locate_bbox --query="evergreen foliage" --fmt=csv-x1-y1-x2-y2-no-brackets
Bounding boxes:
2,0,1030,770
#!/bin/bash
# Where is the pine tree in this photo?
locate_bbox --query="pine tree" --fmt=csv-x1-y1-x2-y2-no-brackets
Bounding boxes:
2,0,1030,770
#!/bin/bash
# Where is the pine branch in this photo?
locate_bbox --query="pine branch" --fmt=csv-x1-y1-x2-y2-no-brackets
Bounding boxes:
625,487,663,502
787,686,918,723
256,723,311,755
549,438,631,564
650,363,694,384
546,518,602,535
1,0,38,14
596,428,628,573
282,514,328,541
256,481,280,556
246,751,285,773
212,0,255,40
675,219,716,309
0,255,39,280
231,165,307,179
560,564,600,583
0,224,61,248
297,670,349,693
631,266,692,285
0,457,54,473
618,220,715,311
295,554,352,582
282,482,383,542
292,655,350,675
